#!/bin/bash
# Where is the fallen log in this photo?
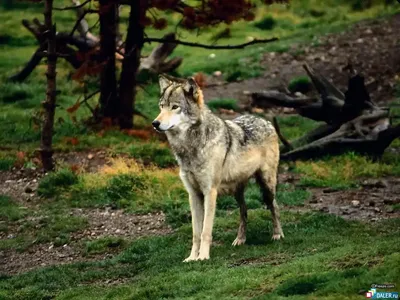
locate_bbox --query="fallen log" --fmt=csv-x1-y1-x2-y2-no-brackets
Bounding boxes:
252,64,399,160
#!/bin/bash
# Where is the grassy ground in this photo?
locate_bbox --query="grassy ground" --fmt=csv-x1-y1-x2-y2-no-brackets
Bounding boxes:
1,1,400,299
1,210,399,299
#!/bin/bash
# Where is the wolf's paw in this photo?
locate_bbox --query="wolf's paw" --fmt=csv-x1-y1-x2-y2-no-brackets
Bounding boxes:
272,233,284,241
232,237,246,246
195,253,210,261
183,255,198,262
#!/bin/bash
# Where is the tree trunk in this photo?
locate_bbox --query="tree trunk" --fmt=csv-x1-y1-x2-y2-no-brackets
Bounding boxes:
118,0,146,129
40,0,57,171
98,0,118,121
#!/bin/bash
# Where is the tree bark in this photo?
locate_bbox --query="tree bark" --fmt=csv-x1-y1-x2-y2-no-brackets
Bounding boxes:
40,0,57,171
98,0,118,121
118,0,147,129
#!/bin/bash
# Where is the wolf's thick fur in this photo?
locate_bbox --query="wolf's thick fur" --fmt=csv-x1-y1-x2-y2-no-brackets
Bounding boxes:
153,76,284,261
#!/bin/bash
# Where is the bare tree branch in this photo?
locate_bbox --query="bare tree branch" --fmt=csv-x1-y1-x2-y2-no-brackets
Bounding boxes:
143,37,278,50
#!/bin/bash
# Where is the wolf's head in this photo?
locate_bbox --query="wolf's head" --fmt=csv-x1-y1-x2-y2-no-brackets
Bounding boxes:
152,75,204,132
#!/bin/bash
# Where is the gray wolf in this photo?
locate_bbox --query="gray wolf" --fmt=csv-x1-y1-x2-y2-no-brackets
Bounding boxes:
152,75,284,261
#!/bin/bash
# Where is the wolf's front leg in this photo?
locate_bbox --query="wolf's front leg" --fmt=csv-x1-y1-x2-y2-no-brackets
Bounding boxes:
183,192,204,262
197,187,218,260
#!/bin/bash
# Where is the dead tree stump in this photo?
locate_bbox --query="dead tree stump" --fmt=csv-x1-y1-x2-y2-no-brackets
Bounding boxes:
252,64,400,160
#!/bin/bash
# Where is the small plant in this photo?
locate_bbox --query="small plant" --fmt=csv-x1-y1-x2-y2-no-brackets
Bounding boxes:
207,99,239,112
0,157,15,171
163,202,191,228
288,76,313,94
0,195,27,221
254,15,276,30
37,168,79,198
105,173,145,204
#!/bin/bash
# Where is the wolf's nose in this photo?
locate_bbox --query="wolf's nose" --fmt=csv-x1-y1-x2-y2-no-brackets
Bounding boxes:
152,120,160,129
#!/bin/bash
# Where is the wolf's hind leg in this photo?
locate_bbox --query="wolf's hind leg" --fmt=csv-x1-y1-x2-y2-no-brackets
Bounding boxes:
232,184,247,246
256,170,284,240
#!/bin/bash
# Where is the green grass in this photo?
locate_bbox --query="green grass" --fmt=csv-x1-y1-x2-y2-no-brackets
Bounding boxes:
294,152,400,189
84,237,127,256
0,212,88,251
0,195,27,222
0,156,15,171
126,143,176,168
0,212,399,299
276,115,320,141
277,184,311,206
207,98,239,112
217,182,310,211
288,75,313,94
37,168,79,198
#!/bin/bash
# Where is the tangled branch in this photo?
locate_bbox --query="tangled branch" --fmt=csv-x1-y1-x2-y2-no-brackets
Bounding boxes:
143,37,278,50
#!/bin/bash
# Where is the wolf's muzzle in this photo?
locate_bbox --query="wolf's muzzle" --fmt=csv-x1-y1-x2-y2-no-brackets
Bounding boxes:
152,120,161,130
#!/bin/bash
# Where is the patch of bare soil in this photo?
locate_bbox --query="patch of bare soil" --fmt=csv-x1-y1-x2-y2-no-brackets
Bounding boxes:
307,178,400,222
0,209,171,275
0,160,172,275
203,13,400,107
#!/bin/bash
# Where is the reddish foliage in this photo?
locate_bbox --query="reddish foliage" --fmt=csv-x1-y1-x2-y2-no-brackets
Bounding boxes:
66,99,81,114
72,60,106,82
32,157,42,168
140,16,153,26
153,18,168,30
244,12,256,21
183,6,196,18
97,129,105,137
69,164,80,174
14,151,26,168
101,117,113,128
194,72,207,88
122,129,153,140
64,137,80,146
16,151,26,161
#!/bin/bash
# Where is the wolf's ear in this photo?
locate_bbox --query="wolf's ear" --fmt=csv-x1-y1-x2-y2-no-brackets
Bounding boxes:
183,77,198,95
159,75,172,93
183,77,204,106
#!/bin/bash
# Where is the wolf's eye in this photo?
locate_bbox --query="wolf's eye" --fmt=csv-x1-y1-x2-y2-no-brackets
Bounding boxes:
171,105,179,110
